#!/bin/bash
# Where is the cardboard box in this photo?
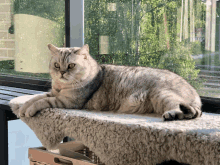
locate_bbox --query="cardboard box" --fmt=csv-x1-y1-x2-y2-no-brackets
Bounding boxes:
28,141,104,165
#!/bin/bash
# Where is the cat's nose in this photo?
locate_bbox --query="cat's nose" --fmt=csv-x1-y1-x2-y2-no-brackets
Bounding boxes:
60,71,66,75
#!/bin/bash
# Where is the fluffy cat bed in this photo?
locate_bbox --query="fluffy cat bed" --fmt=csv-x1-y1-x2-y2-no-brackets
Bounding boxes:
10,94,220,165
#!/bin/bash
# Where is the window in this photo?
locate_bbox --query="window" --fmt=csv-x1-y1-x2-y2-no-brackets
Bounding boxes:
84,0,220,99
1,0,220,111
0,0,65,80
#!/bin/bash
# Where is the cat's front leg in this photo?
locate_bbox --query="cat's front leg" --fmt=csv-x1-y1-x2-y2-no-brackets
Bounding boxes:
22,96,82,117
19,92,52,117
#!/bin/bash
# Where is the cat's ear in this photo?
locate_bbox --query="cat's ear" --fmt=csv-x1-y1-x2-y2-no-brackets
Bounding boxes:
47,44,59,55
71,47,81,54
79,44,89,59
81,44,89,53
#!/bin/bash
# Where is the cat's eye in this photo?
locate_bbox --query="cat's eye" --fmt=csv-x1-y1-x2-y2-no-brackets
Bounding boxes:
68,63,76,69
54,62,60,68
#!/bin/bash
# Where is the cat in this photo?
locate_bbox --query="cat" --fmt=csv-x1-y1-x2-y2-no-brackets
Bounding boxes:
18,44,202,121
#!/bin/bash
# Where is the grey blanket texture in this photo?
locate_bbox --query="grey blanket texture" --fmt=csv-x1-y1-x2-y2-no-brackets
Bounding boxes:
10,94,220,165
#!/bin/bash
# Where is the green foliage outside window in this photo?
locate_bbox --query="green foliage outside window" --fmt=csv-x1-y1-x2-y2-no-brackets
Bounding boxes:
84,0,206,90
12,0,64,23
158,42,203,89
10,0,65,37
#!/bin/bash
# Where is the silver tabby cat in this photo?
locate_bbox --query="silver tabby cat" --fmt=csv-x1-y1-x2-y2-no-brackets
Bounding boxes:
19,44,202,121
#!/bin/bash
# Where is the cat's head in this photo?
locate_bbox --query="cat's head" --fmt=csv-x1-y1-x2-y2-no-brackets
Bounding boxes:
48,44,99,86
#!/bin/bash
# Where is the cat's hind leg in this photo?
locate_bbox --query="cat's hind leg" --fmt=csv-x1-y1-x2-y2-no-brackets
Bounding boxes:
162,109,184,120
150,90,201,120
117,91,153,114
162,104,201,121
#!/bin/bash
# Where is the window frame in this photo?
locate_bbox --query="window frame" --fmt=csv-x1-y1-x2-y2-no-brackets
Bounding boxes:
0,0,219,114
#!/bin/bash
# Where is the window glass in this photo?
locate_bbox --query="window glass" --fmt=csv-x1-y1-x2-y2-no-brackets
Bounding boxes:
84,0,220,98
0,0,65,79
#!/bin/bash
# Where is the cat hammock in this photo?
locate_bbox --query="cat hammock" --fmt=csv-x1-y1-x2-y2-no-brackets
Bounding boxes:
10,94,220,165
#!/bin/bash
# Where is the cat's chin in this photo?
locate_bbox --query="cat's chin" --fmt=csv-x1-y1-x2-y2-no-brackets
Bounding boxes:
59,77,69,83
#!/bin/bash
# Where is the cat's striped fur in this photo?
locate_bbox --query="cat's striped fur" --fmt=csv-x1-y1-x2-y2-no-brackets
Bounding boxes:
19,44,202,120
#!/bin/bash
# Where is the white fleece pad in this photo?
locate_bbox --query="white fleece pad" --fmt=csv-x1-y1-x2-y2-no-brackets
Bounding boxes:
9,94,220,165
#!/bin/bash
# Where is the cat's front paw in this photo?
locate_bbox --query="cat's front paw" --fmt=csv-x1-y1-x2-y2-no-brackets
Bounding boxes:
19,104,39,117
18,105,27,117
10,103,20,117
25,105,39,117
18,101,34,117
